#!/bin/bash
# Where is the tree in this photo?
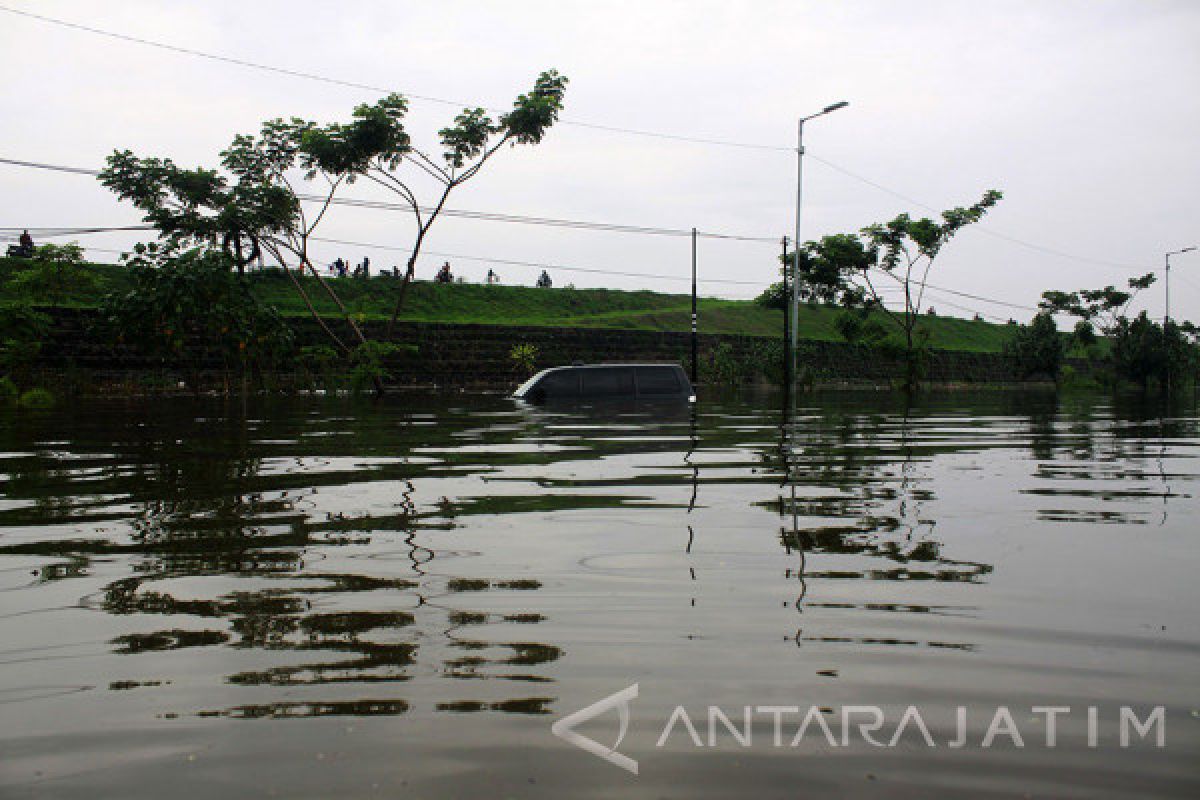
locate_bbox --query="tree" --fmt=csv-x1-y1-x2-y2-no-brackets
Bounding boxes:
98,69,568,393
102,243,295,388
1038,273,1156,336
761,190,1002,392
1004,311,1063,380
300,70,568,336
757,233,872,310
100,116,377,361
7,242,100,305
1039,275,1200,391
853,190,1002,391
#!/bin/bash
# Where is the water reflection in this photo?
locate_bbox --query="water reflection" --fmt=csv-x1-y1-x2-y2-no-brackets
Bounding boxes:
0,390,1197,795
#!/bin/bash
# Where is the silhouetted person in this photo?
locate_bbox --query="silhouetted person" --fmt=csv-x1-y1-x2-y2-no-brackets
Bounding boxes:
487,268,499,285
361,256,370,278
436,262,453,283
14,229,35,258
537,270,552,288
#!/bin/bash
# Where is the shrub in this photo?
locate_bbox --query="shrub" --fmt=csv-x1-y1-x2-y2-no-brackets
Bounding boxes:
1004,311,1063,380
509,343,539,376
103,243,295,375
7,243,100,305
17,387,55,408
349,341,411,392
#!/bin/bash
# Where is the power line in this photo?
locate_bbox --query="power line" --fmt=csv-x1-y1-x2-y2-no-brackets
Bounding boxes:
296,194,776,242
807,154,1149,272
311,237,765,286
0,3,787,153
0,156,776,243
0,6,1157,273
0,156,1102,314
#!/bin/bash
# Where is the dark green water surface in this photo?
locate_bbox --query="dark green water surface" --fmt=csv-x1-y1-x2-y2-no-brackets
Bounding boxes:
0,391,1196,798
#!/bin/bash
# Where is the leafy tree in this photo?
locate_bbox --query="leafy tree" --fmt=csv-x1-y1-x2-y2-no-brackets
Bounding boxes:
762,190,1002,392
852,190,1002,391
299,70,568,335
1038,273,1156,335
7,242,100,305
757,233,872,310
1109,313,1200,390
1039,275,1200,390
1004,311,1063,379
98,70,567,394
100,117,371,360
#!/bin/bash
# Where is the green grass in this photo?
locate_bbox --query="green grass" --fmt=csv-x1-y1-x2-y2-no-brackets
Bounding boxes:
0,256,1023,353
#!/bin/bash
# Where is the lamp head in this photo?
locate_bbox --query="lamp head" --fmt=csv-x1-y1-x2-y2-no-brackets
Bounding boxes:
823,101,849,113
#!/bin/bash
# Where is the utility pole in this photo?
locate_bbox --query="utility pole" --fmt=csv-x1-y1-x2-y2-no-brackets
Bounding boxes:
691,227,698,385
792,101,848,397
1164,246,1197,395
782,236,791,393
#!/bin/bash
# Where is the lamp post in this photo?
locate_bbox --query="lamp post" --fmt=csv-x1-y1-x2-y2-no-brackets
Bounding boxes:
1164,246,1196,395
791,101,849,397
1164,246,1197,329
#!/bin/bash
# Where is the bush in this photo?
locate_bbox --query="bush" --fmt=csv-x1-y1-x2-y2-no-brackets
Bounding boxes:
509,343,539,376
7,243,100,305
103,244,295,374
1004,311,1063,379
349,341,412,392
0,302,51,386
833,310,888,346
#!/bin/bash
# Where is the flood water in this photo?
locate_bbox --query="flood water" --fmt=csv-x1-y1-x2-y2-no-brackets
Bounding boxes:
0,391,1197,798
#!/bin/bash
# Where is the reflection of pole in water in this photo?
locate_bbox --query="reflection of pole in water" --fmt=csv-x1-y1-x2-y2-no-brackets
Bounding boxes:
779,396,808,634
684,405,699,606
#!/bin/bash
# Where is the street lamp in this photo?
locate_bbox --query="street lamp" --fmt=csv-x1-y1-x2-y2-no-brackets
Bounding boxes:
792,101,849,395
1164,246,1197,328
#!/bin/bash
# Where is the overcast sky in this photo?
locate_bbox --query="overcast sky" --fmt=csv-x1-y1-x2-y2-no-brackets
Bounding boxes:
2,0,1198,322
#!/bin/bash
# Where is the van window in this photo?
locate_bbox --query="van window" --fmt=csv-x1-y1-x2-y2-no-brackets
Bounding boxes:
581,367,635,396
636,366,681,395
536,370,579,397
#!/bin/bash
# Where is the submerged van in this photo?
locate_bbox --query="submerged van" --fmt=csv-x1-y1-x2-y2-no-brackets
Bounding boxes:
513,363,695,403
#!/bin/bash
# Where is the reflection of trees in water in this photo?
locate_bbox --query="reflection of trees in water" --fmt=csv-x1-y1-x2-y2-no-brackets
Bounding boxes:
772,397,994,654
774,403,990,582
1012,393,1200,525
0,398,566,720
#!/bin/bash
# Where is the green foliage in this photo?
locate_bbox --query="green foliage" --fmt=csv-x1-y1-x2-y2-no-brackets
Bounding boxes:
1107,312,1199,389
102,244,295,371
498,69,569,145
1004,311,1064,379
2,256,1035,353
100,146,298,270
6,243,100,305
703,340,787,387
760,190,1002,392
704,342,742,386
0,302,50,385
348,340,409,392
17,387,55,409
509,342,539,376
833,309,888,346
1039,273,1156,335
0,375,16,403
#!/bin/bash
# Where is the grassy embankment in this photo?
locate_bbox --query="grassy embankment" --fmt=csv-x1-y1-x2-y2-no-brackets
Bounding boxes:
0,257,1020,353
